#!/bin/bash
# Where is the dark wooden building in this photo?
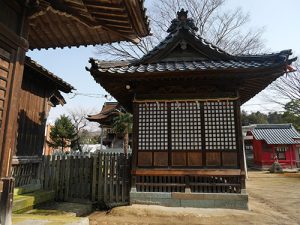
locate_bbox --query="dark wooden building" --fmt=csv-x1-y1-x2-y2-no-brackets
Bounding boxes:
12,57,73,187
88,9,296,208
15,56,74,158
0,1,150,223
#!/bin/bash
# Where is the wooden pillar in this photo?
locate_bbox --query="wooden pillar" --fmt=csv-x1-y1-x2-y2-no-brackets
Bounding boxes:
0,178,14,225
0,0,29,175
235,92,246,189
0,1,30,224
131,102,139,190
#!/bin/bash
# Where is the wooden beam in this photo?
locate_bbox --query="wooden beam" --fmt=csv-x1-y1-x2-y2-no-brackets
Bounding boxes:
132,169,242,176
89,12,129,22
85,4,125,13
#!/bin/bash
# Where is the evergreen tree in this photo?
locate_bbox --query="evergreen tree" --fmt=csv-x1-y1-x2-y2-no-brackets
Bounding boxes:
48,115,77,151
267,112,284,124
112,113,133,156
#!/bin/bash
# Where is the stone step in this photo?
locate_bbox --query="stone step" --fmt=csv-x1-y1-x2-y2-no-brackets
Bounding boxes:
12,213,89,225
13,190,55,213
14,183,42,195
12,202,92,225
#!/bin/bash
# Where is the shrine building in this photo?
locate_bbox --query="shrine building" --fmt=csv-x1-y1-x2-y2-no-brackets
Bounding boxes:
87,9,296,209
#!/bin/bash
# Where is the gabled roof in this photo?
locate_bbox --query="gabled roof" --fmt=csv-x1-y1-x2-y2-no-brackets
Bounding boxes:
25,56,74,93
28,0,150,49
251,124,300,145
87,9,297,110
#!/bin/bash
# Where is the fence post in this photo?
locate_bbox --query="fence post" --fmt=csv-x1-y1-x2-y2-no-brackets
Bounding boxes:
64,155,70,201
98,153,103,203
91,154,97,202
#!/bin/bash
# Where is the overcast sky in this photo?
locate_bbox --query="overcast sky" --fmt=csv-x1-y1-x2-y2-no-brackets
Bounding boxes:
27,0,300,124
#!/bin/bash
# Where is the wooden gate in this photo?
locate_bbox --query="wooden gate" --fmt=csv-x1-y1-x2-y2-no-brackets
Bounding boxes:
40,153,131,206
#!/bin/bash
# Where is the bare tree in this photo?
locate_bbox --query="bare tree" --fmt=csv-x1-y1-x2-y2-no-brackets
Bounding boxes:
96,0,265,60
68,108,100,151
268,60,300,101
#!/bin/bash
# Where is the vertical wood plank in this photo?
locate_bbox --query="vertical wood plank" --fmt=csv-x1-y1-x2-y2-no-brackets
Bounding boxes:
55,155,61,200
121,154,126,202
39,156,45,188
73,155,77,198
115,153,120,203
50,155,56,190
98,153,103,203
85,155,91,199
64,155,71,201
44,155,50,190
110,153,114,202
92,154,97,202
103,154,108,203
59,155,65,201
79,156,84,199
69,155,74,199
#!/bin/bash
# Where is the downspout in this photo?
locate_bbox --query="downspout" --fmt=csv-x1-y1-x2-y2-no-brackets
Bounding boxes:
290,145,293,169
242,138,248,179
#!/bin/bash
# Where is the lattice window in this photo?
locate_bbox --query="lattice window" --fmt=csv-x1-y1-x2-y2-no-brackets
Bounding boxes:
138,102,168,150
204,101,236,150
170,102,201,150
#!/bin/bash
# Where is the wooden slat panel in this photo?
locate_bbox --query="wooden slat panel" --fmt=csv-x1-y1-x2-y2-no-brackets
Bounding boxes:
138,152,152,166
206,152,221,167
172,152,186,166
188,152,202,166
222,152,238,167
153,152,168,166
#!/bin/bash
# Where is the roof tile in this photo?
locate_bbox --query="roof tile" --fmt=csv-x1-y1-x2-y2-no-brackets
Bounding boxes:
251,124,300,144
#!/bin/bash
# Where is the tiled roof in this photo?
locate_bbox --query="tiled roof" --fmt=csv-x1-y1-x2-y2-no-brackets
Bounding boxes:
251,124,300,144
91,58,283,74
87,102,123,123
25,56,74,93
135,29,231,64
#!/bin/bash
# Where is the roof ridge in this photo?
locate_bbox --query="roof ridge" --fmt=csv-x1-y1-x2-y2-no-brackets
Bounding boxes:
254,123,293,129
25,56,75,93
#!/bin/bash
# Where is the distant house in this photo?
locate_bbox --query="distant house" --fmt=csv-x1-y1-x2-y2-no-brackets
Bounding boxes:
245,124,300,169
87,102,132,149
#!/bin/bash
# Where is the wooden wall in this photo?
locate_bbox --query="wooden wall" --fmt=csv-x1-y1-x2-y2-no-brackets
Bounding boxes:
134,99,241,169
15,67,53,157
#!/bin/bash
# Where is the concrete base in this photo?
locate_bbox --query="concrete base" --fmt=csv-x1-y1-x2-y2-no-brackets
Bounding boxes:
130,188,248,210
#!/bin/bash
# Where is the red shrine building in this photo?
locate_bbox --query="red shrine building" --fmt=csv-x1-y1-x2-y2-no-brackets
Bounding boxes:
87,9,296,209
245,124,300,169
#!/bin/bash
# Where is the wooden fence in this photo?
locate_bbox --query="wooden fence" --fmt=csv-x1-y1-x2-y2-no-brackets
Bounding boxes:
11,157,41,187
40,153,131,206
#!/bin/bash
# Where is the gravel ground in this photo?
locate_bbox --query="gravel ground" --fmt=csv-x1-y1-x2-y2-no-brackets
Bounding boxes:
89,171,300,225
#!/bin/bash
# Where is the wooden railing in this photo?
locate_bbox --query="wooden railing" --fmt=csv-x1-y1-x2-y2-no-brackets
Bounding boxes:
11,156,41,187
134,169,243,193
136,175,241,193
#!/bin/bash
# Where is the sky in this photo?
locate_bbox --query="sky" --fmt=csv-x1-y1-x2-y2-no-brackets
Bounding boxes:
27,0,300,124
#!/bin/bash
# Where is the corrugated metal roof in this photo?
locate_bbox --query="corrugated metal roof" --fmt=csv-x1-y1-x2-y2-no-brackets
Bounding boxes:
251,124,300,144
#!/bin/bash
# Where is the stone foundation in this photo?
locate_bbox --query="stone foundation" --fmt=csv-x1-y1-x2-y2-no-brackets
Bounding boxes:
130,188,248,210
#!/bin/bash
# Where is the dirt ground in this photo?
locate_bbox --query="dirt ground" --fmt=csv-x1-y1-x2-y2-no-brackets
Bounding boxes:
89,171,300,225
